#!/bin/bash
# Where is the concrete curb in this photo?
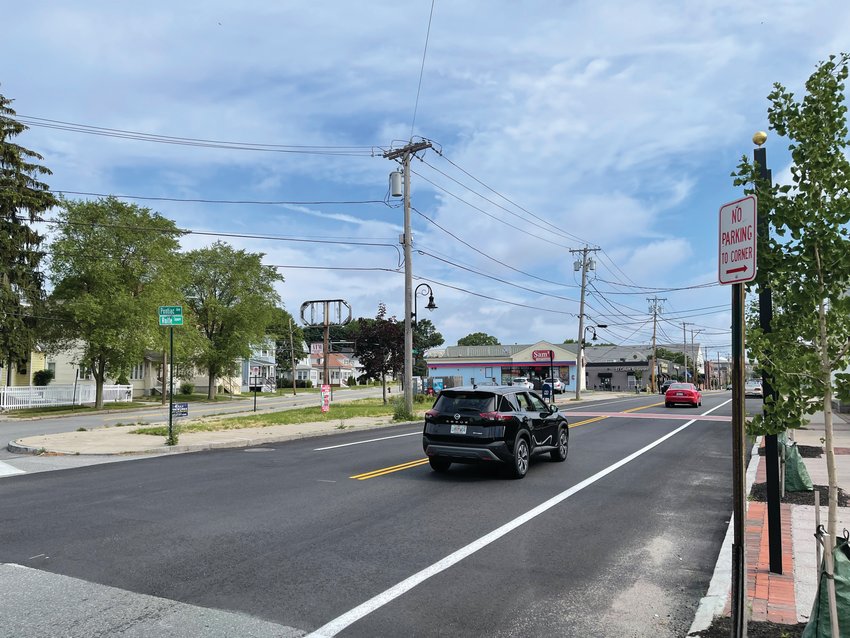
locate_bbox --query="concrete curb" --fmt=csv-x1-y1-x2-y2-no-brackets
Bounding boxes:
687,436,762,636
7,419,423,457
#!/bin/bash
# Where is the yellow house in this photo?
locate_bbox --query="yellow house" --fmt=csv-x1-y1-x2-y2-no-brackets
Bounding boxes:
1,349,47,387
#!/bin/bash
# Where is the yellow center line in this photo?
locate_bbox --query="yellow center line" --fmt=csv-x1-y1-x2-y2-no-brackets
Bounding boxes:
350,458,429,480
354,402,669,478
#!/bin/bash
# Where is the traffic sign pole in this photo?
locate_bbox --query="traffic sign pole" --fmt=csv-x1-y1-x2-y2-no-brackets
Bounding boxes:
168,325,174,445
730,282,747,637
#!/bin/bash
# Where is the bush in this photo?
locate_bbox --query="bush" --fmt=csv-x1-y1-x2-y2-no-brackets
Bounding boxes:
346,375,356,387
180,382,194,395
392,396,416,422
33,369,54,386
116,373,130,385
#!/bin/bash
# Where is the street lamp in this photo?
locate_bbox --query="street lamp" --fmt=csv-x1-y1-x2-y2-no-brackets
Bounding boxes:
576,322,607,399
412,283,437,325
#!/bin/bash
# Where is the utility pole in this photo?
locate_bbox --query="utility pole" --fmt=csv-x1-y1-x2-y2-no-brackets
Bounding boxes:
717,351,722,389
384,140,431,415
571,246,599,400
691,329,702,389
647,297,665,392
681,322,691,382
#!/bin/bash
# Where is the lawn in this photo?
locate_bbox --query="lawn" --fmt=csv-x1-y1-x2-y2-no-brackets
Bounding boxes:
133,397,430,436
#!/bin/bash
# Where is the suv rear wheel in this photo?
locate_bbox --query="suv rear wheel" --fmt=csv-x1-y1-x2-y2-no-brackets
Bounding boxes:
509,436,530,479
429,457,451,472
550,426,569,462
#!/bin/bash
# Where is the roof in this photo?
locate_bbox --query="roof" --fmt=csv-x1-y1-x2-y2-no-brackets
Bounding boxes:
440,385,526,395
442,344,528,358
585,343,702,363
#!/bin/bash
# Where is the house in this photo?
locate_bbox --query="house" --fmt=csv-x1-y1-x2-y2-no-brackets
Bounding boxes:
0,348,47,387
293,343,363,387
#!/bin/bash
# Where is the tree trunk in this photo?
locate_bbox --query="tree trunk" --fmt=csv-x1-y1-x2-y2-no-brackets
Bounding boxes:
381,369,387,405
94,357,105,409
207,369,216,400
817,289,840,638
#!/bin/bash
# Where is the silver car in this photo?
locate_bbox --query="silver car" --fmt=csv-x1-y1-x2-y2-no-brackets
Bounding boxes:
544,377,566,393
511,377,534,389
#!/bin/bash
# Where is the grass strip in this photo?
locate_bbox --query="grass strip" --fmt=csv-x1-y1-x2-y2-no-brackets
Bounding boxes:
133,397,430,435
6,402,148,418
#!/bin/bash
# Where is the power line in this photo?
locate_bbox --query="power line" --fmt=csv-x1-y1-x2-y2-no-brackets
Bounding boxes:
410,0,437,139
16,114,381,156
53,190,387,206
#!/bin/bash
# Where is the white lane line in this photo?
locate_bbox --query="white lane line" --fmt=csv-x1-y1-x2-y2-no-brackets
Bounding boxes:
307,398,733,637
313,432,419,451
0,461,26,477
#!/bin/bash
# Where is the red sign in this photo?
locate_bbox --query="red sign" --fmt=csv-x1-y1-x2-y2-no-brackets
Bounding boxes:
718,195,757,284
532,349,553,361
321,384,331,412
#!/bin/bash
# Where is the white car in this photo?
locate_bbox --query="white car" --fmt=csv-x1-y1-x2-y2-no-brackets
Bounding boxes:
544,378,566,393
511,377,534,389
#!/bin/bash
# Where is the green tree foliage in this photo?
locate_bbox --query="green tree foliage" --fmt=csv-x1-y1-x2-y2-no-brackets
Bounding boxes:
0,93,56,377
48,197,182,407
562,338,577,344
183,241,283,399
733,53,850,558
457,332,499,346
654,347,685,365
266,306,306,378
352,303,402,404
413,318,444,377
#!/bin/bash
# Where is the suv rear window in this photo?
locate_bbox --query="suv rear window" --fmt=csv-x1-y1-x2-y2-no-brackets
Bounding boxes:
434,392,496,413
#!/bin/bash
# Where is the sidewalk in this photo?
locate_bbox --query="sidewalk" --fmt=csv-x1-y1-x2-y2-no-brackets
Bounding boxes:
689,410,850,635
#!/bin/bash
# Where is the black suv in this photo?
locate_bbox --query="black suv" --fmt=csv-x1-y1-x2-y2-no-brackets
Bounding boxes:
422,386,569,479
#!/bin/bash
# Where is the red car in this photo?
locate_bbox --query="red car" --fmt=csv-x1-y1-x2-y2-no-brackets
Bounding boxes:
665,382,702,408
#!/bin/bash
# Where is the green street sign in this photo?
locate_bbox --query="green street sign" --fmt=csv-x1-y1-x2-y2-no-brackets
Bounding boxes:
159,305,183,326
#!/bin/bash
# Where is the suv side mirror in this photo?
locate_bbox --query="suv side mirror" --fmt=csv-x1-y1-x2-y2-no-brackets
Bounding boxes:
549,405,559,413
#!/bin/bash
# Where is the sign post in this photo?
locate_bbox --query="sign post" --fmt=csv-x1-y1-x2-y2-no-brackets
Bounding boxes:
718,195,757,638
159,306,183,445
532,349,554,395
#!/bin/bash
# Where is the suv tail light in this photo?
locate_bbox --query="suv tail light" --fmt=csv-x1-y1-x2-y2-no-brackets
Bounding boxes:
425,409,439,419
479,411,513,421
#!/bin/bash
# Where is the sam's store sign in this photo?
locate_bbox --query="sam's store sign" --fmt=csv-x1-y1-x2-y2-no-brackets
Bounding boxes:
532,350,553,361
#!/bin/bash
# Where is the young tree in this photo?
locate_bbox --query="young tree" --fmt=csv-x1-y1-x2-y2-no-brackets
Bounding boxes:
0,92,56,381
266,306,306,388
183,242,283,399
734,53,850,629
48,197,183,408
352,303,403,404
457,332,499,346
413,318,444,377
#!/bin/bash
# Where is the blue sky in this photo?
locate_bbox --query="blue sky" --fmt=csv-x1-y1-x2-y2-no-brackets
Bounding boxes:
3,1,848,355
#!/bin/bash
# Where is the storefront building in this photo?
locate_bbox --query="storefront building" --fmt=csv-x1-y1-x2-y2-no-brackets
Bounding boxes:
424,341,580,391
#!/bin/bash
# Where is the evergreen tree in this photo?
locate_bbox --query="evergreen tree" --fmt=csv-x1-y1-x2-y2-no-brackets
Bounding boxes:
0,92,56,379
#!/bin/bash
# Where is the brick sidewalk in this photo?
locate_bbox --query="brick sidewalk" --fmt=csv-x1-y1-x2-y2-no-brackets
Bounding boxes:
723,458,797,624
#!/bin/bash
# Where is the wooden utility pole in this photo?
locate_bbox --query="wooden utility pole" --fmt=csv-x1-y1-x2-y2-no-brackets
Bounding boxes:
289,317,297,396
384,140,431,415
647,297,665,392
571,246,599,400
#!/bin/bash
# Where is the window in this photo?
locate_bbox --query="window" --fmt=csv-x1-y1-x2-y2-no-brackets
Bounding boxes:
526,393,548,412
484,367,493,377
131,363,145,380
47,362,56,375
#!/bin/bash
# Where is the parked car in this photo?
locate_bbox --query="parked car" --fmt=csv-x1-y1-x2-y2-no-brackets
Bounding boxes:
543,377,566,393
665,382,702,408
659,379,676,394
422,386,569,479
511,377,534,389
745,381,763,398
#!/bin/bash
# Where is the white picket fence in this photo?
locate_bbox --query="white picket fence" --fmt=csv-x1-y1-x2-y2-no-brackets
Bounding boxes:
0,384,133,411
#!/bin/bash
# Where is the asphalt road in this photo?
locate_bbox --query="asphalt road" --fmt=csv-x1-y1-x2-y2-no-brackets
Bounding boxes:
0,392,755,637
0,386,387,460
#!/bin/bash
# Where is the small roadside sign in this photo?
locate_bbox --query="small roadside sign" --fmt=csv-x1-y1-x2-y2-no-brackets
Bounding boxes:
321,384,331,413
171,402,188,418
159,305,183,326
719,196,757,285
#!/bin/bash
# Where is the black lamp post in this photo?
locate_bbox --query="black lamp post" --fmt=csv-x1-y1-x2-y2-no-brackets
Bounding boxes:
412,283,437,325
